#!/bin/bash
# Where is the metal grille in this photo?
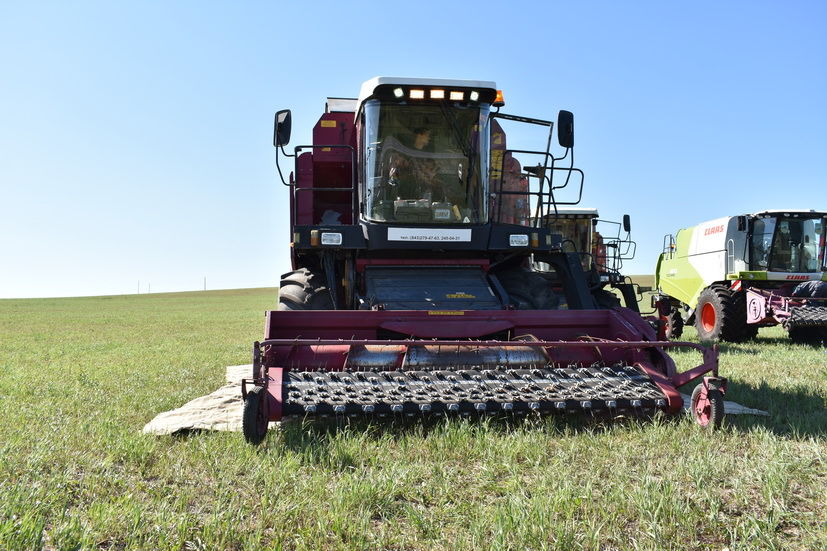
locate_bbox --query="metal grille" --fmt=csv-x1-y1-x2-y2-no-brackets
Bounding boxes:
281,364,667,417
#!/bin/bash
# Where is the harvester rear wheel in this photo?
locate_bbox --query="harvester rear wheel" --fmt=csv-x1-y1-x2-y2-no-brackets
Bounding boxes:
278,268,334,311
694,286,750,342
690,383,724,429
242,387,269,445
665,308,683,339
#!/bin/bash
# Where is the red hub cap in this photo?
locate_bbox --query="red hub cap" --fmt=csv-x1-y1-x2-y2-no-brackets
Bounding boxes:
693,388,711,426
701,303,717,333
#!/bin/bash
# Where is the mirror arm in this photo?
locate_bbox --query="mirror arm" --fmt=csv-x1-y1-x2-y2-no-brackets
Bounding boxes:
279,143,296,158
275,148,290,186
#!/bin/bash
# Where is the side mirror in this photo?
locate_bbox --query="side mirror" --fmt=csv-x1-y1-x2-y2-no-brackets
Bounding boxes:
274,109,292,147
737,215,747,232
622,214,631,233
557,110,574,148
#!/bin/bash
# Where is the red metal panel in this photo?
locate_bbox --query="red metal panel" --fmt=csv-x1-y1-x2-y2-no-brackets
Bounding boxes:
295,152,314,225
265,367,283,422
634,361,683,413
264,309,617,341
313,112,355,162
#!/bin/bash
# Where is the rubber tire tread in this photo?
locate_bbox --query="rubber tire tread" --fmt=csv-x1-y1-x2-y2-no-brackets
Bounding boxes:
278,268,334,311
242,387,268,445
690,383,724,429
496,269,559,310
593,289,622,310
694,285,752,342
665,308,684,340
788,326,827,344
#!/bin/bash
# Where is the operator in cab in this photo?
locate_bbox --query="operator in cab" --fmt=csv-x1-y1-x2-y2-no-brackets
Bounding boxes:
388,128,438,201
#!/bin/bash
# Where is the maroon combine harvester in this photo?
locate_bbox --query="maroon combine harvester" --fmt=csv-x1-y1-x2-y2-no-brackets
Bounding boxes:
241,77,723,444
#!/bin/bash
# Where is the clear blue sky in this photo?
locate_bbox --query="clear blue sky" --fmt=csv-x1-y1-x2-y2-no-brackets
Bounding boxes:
1,1,824,298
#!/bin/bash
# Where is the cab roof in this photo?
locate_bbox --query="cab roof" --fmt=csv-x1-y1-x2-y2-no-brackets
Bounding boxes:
752,209,827,217
550,207,600,218
357,76,497,107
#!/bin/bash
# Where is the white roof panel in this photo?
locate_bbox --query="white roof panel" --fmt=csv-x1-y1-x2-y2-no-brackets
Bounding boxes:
752,209,826,217
326,97,358,113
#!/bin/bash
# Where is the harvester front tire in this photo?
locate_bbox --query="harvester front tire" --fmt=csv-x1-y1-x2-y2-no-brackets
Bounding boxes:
690,383,724,429
694,286,750,342
497,269,559,310
593,289,622,310
278,268,334,311
242,387,269,445
665,308,684,340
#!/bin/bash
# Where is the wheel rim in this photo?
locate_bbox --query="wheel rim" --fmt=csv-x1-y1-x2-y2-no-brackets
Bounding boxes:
701,303,717,333
692,388,711,427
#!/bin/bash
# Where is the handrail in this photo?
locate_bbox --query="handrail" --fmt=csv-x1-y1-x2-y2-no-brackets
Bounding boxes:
491,147,584,226
726,238,735,274
291,144,358,224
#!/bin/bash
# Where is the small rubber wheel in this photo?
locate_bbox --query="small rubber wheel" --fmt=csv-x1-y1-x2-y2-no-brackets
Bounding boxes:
242,387,269,445
690,383,724,429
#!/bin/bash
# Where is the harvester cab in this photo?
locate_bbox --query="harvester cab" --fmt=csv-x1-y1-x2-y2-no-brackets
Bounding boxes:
241,77,723,444
655,210,827,342
536,209,641,311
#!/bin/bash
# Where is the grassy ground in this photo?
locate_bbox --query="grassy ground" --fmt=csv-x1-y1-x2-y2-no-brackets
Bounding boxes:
1,288,825,550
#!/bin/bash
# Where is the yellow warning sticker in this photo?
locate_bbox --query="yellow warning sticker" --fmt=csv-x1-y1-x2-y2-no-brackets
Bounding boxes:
321,147,331,152
428,310,465,316
447,292,476,299
321,120,337,127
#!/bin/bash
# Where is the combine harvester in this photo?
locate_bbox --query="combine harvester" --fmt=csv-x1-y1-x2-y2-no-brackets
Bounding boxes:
241,77,722,443
655,211,827,342
538,208,642,311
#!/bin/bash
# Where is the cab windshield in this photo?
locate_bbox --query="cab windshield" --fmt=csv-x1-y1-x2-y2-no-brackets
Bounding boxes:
545,217,594,271
362,99,490,224
751,216,826,272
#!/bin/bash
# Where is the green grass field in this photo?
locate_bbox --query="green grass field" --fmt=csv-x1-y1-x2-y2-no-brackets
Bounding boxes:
1,288,825,550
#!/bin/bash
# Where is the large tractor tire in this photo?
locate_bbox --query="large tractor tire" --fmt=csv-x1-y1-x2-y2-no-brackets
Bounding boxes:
592,289,622,310
694,285,753,342
278,268,334,311
497,269,559,310
664,308,684,340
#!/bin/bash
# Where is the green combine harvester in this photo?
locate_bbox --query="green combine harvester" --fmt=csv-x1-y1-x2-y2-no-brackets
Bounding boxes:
654,210,827,343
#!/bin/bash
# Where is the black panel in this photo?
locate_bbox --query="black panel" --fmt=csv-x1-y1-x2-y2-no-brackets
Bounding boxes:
364,267,503,310
534,251,597,310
